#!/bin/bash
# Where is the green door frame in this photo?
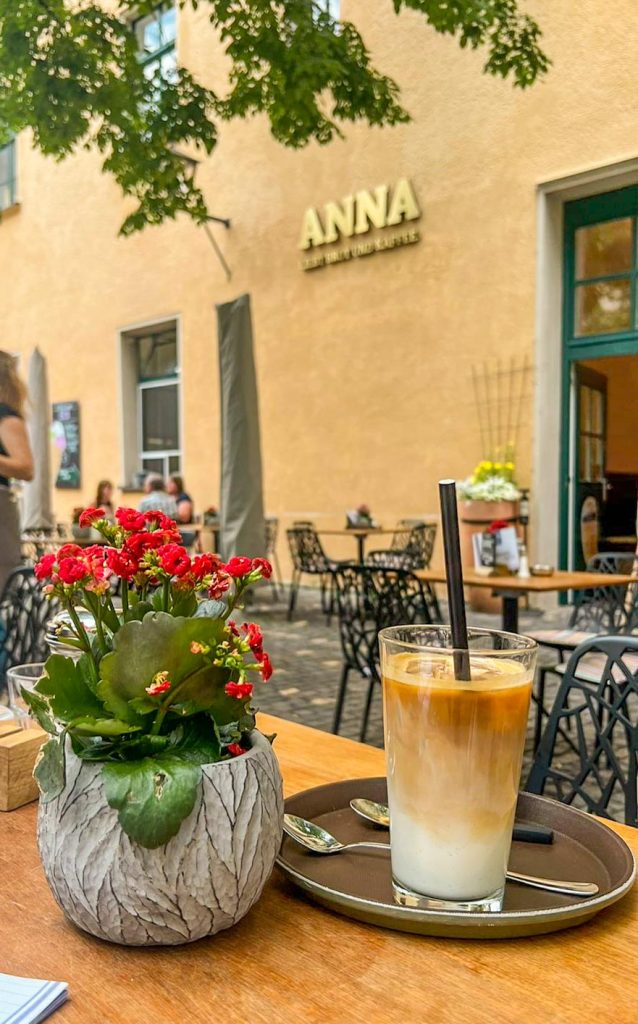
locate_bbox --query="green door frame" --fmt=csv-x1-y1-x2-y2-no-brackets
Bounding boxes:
560,185,638,570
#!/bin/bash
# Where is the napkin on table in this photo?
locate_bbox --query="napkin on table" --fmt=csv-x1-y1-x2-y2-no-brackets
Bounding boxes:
0,973,68,1024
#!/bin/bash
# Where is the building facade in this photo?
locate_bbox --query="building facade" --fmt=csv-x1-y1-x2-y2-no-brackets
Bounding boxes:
2,0,638,570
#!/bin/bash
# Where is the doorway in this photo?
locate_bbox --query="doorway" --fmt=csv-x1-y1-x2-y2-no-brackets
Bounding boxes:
561,186,638,570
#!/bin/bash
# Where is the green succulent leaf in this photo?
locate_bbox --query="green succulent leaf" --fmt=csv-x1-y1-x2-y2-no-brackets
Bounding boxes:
34,737,66,803
21,688,57,735
103,755,201,848
172,715,222,765
36,655,105,724
68,717,142,737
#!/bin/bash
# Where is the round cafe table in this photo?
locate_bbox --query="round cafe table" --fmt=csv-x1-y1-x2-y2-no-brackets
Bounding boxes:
316,527,393,564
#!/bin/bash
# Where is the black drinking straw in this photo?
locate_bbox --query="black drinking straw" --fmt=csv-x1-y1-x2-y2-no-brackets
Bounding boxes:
438,480,471,681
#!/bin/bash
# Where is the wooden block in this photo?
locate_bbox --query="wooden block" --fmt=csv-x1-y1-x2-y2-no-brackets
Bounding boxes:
0,725,47,811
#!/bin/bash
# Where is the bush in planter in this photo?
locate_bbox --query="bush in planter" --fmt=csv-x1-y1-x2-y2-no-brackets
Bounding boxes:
25,507,282,945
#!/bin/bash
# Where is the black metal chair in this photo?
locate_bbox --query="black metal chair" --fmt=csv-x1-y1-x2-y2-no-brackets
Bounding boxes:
286,524,345,622
330,564,433,742
529,552,638,751
366,521,440,620
526,635,638,827
264,517,283,601
0,567,58,693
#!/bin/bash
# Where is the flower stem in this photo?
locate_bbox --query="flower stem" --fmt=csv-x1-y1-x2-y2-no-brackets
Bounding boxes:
121,580,129,616
66,602,91,653
162,578,171,613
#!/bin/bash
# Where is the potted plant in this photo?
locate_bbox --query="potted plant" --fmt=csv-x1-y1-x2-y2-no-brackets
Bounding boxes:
70,506,91,540
346,503,376,528
457,459,522,611
202,505,219,526
25,506,282,947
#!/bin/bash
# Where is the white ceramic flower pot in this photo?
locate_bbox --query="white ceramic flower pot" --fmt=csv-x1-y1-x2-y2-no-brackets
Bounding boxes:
37,731,284,946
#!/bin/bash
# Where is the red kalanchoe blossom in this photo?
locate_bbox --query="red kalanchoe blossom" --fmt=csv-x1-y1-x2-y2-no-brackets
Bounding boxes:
78,507,104,528
225,681,254,700
191,552,222,581
144,510,176,531
251,557,272,579
106,547,138,582
115,508,146,532
56,543,82,559
227,620,240,636
145,672,172,696
257,651,273,682
243,622,263,654
487,519,510,534
57,557,90,585
124,530,169,559
224,556,253,578
157,543,191,578
227,743,245,757
208,574,231,600
34,553,57,580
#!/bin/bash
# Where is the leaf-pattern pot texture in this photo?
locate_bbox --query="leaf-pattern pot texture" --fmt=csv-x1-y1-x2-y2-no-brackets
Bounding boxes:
37,731,284,946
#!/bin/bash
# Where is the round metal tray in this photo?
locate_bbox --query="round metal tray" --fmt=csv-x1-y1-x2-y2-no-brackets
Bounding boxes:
277,777,635,939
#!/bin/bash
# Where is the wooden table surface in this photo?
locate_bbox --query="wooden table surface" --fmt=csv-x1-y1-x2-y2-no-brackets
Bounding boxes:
416,567,637,593
2,714,637,1024
317,527,392,536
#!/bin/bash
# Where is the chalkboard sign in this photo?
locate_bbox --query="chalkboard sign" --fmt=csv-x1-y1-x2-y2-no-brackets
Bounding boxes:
52,401,81,489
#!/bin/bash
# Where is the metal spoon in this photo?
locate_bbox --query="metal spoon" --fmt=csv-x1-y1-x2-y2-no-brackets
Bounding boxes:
350,798,554,845
283,814,599,898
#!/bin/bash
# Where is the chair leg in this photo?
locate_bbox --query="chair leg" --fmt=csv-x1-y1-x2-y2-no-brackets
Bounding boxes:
332,664,350,735
360,675,376,744
533,667,548,752
326,574,335,626
287,570,301,621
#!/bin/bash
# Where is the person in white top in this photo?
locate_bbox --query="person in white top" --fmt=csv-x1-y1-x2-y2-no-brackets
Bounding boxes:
138,473,178,518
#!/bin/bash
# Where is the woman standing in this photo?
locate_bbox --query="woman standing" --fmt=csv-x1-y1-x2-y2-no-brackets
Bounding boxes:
0,352,34,593
94,479,115,519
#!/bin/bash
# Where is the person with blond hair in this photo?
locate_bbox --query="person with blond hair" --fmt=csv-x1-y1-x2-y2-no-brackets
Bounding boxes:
0,351,34,592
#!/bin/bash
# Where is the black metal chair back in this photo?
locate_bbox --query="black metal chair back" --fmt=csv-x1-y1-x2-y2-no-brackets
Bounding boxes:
570,552,638,633
0,567,58,689
265,516,278,557
287,525,330,575
526,635,638,827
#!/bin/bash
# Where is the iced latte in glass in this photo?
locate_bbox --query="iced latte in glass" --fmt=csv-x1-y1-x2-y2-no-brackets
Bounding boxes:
379,626,537,913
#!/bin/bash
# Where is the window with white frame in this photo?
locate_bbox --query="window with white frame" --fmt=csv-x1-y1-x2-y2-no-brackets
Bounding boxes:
0,138,16,212
120,322,181,487
132,2,177,86
314,0,340,21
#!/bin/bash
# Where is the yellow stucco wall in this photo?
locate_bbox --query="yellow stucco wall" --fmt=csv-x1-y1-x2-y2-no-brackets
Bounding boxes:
3,1,638,567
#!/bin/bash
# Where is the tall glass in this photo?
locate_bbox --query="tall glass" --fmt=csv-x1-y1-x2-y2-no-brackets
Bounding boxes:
7,663,46,729
379,626,537,913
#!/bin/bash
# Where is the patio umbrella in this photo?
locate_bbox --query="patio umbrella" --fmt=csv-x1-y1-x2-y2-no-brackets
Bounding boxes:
21,347,54,531
216,293,265,560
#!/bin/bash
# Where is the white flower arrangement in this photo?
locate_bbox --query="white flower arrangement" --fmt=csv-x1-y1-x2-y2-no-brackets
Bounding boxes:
457,460,521,502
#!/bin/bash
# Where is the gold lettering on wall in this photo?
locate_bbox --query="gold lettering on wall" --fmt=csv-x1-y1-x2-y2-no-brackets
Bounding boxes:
299,179,421,269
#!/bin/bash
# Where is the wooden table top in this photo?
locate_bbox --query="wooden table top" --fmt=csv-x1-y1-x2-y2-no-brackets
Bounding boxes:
416,567,638,593
317,526,391,537
2,714,637,1024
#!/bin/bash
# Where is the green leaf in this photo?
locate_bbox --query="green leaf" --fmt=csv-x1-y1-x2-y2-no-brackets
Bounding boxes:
98,613,227,716
102,755,201,848
36,655,105,723
21,689,57,734
69,717,142,737
172,715,221,765
34,738,66,803
171,588,198,618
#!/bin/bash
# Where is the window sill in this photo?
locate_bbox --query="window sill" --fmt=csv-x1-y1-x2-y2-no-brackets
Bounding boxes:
0,201,21,221
120,486,144,494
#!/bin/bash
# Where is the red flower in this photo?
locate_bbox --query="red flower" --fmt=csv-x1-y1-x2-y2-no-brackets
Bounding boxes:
125,530,167,559
115,508,146,532
34,553,57,580
144,510,176,530
191,552,222,581
145,672,172,696
487,519,510,534
227,620,240,636
224,556,253,578
57,543,82,559
225,681,254,700
57,557,90,585
106,548,138,582
243,622,263,654
208,574,231,600
251,557,272,579
157,543,191,578
257,651,273,682
78,507,104,528
227,743,245,757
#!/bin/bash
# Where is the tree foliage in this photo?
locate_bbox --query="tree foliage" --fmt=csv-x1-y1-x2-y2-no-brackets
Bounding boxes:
0,1,549,234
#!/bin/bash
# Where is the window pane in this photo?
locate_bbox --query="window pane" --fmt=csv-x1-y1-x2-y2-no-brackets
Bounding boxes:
575,279,631,336
142,457,165,477
137,331,177,379
0,143,13,186
142,384,179,451
579,435,592,481
591,390,604,434
159,5,177,46
0,181,13,212
591,438,605,482
575,218,632,279
168,454,181,474
579,385,591,432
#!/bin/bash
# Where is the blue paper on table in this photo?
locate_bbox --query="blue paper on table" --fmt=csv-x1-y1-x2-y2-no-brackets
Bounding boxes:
0,974,68,1024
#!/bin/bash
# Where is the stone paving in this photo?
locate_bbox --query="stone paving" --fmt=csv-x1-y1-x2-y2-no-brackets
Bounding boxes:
250,583,627,821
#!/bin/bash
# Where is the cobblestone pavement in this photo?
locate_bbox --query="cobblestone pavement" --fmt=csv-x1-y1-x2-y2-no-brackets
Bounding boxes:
250,583,627,821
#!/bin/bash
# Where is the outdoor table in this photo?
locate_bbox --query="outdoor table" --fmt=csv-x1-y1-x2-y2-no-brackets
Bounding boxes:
1,713,636,1023
416,568,637,633
317,527,393,563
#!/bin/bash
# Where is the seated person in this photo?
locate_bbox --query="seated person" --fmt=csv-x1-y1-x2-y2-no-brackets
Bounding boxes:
167,473,194,524
138,474,177,518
